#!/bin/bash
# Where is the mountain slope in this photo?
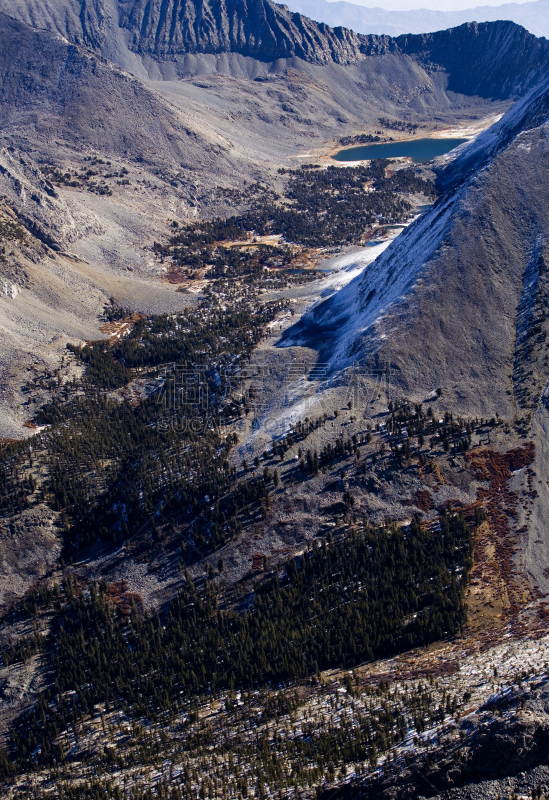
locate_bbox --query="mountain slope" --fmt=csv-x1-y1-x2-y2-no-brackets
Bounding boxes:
396,21,549,99
280,72,549,420
117,0,394,64
0,10,259,438
275,73,549,614
0,0,393,68
0,11,239,172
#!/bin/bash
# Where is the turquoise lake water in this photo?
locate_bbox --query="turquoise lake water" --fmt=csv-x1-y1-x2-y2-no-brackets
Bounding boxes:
332,137,469,163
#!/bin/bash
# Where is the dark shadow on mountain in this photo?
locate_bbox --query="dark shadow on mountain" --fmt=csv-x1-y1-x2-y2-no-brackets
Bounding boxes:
276,293,351,360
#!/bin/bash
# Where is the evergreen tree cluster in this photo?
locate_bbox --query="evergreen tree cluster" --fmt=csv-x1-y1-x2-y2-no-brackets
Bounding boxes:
5,513,472,773
153,163,437,265
338,133,383,145
385,401,487,462
2,668,471,800
373,169,437,197
377,118,419,134
66,292,283,388
0,287,285,552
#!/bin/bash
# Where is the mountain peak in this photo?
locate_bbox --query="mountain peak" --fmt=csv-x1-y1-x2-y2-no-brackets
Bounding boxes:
397,20,549,99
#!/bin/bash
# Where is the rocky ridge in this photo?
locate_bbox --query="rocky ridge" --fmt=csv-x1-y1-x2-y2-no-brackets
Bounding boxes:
118,0,393,64
0,0,394,70
396,21,549,99
0,0,548,95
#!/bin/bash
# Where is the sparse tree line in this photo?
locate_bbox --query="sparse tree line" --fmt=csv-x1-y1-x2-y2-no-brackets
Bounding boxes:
0,663,477,800
377,118,419,134
40,159,131,196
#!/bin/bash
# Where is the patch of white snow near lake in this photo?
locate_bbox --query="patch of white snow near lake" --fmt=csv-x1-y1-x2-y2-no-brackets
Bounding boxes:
311,238,394,299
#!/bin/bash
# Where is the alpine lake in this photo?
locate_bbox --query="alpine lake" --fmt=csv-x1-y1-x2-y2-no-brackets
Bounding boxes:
333,137,469,163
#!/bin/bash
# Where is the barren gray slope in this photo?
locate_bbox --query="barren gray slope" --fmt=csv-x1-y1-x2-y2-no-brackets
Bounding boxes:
149,55,506,181
0,11,243,176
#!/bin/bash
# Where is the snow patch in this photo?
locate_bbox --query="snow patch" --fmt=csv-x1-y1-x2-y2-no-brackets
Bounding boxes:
1,281,20,299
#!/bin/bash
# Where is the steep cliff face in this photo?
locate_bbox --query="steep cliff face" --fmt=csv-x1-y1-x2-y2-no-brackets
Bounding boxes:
396,20,549,99
0,0,393,67
117,0,394,64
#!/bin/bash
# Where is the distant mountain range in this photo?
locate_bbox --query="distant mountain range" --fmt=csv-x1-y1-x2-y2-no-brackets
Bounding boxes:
286,0,549,39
